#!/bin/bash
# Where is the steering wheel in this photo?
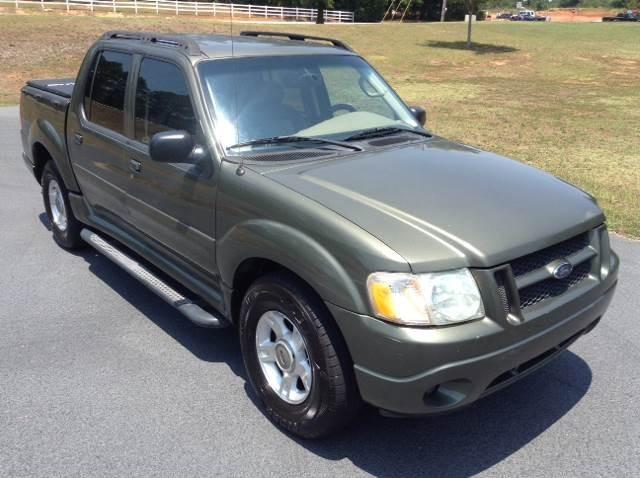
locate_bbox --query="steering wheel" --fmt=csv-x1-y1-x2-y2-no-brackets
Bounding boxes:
331,103,357,115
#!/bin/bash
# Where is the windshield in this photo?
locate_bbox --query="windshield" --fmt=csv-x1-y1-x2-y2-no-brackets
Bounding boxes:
198,55,420,150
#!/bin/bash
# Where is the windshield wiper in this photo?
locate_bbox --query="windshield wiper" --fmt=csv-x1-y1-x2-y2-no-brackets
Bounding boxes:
344,126,431,142
227,135,362,152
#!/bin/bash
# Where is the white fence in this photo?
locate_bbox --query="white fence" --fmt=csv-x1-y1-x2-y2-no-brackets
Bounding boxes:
0,0,355,22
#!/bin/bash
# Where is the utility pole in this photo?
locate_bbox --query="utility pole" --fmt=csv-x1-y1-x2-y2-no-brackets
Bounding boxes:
440,0,447,22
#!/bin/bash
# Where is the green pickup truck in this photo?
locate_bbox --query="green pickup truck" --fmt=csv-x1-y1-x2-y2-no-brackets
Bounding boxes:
20,31,619,438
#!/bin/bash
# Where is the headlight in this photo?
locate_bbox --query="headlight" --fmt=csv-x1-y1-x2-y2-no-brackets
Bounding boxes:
367,269,485,326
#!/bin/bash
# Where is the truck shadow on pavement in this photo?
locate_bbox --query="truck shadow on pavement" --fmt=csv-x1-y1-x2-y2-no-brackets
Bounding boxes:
38,212,245,377
82,244,245,374
302,351,592,477
41,214,592,477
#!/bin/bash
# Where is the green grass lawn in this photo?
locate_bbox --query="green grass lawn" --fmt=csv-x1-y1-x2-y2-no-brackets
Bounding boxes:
1,13,638,237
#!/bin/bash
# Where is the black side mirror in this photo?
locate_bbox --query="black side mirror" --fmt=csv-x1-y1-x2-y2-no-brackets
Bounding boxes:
149,130,195,164
409,106,427,126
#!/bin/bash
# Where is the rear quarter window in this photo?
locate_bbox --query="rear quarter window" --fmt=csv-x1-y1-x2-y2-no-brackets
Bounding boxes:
86,50,132,135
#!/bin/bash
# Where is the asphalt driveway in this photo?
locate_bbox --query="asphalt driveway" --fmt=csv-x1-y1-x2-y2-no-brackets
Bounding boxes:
1,105,638,477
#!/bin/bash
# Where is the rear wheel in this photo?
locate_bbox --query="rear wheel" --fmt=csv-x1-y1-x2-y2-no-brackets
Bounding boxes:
41,161,84,250
239,272,361,438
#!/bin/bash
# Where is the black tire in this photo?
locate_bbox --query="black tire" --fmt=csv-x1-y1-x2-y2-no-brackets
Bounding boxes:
41,161,84,250
239,271,361,439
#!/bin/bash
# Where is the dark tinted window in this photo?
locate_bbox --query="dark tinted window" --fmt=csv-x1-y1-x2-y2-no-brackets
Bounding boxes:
88,50,132,135
134,59,197,144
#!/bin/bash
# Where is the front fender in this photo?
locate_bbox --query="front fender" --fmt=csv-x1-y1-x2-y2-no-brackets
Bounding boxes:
217,219,366,313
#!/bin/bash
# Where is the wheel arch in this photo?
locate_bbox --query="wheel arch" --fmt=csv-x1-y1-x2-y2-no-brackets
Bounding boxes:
32,141,53,184
231,257,282,323
219,219,368,323
28,119,80,192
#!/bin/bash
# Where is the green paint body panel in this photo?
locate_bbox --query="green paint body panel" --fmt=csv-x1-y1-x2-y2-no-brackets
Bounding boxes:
19,33,619,415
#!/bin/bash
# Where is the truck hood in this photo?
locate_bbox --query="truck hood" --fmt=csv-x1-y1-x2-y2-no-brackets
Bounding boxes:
260,138,604,271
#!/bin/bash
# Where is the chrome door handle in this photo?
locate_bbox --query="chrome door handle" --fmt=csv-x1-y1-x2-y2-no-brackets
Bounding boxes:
74,133,83,145
129,159,142,173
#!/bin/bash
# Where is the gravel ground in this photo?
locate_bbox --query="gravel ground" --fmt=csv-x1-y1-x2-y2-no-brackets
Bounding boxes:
1,105,638,477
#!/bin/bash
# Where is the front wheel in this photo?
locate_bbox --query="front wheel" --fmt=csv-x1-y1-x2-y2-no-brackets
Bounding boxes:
239,272,361,438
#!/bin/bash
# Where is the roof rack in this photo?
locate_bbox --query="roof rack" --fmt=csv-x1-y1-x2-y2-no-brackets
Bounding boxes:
100,31,202,56
239,31,353,52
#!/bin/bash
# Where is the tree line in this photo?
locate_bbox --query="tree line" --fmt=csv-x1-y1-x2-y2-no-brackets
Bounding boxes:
220,0,479,22
220,0,638,22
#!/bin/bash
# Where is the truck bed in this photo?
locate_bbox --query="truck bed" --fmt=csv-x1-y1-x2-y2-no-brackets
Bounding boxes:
20,77,77,191
26,79,75,99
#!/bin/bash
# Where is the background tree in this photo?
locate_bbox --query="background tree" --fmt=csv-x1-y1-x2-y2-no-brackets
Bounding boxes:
219,0,633,22
463,0,481,48
316,0,327,23
226,0,494,23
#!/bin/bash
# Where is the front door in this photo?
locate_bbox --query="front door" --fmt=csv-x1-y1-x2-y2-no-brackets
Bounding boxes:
123,57,218,285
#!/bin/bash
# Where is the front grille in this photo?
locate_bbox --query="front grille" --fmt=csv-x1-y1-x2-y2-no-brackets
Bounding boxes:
518,261,591,309
510,232,590,277
493,230,596,313
495,272,512,314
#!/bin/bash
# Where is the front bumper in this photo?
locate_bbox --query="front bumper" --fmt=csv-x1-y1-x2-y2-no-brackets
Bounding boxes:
329,252,618,416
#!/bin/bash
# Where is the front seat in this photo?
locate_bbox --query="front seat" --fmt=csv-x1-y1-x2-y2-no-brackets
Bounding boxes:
236,81,303,142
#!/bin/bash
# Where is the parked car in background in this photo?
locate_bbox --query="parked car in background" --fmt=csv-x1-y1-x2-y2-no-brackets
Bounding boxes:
603,11,638,22
512,10,547,21
496,12,513,20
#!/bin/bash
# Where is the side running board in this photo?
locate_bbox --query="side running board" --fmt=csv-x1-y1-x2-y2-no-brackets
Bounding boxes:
80,229,228,328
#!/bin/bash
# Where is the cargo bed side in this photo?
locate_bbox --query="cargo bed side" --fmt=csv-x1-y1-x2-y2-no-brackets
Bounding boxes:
26,79,75,99
20,79,80,192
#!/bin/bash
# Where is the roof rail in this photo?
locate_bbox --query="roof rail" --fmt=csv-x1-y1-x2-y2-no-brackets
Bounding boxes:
239,31,353,52
100,31,202,56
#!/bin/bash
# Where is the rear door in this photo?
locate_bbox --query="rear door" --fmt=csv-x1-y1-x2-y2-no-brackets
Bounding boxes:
67,49,133,225
123,56,218,280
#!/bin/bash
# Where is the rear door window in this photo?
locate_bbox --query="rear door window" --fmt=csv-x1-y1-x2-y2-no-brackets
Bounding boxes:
134,58,197,144
87,50,132,135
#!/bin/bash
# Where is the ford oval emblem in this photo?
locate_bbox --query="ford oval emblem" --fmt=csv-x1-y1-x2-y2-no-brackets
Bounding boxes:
552,261,573,280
